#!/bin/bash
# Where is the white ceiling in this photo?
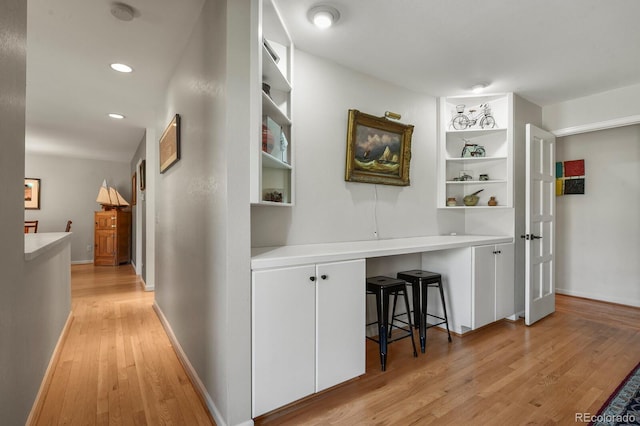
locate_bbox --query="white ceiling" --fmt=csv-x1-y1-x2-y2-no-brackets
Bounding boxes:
25,0,204,162
25,0,640,163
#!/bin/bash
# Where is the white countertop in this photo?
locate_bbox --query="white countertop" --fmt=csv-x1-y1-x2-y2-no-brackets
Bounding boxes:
251,235,513,270
25,232,72,261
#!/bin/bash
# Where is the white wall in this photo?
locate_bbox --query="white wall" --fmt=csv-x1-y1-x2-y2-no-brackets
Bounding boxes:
555,125,640,307
1,1,69,423
543,83,640,133
25,153,131,263
153,0,252,425
251,49,462,247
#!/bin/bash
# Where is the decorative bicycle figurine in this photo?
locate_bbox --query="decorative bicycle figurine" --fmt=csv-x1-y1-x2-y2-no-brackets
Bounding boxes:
460,138,486,157
451,103,496,130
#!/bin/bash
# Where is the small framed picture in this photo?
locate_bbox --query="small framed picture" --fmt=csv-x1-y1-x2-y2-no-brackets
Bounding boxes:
139,160,146,191
131,173,137,206
25,178,41,210
159,114,181,173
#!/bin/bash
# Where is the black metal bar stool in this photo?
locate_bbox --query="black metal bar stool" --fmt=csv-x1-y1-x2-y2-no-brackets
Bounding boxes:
395,270,452,353
366,276,418,371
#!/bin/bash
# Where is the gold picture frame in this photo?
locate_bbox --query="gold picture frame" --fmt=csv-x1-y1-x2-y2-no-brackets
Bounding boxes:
139,160,146,190
345,109,414,186
131,172,137,206
24,178,41,209
159,114,180,173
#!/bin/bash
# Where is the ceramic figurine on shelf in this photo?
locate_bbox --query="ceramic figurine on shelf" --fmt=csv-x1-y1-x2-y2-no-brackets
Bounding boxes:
488,196,498,206
447,197,457,207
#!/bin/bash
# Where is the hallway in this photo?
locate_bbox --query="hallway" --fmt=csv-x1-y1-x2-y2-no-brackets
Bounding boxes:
32,264,214,425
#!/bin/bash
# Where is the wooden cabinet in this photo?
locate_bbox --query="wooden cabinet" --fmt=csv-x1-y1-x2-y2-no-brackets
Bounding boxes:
94,210,131,266
472,243,515,329
252,259,365,417
251,0,294,206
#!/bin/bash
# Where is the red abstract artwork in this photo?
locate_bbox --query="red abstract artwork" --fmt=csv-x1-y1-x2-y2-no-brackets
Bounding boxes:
564,159,585,177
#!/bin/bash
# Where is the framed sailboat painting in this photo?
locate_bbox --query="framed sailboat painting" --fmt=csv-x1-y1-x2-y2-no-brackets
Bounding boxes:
344,109,414,186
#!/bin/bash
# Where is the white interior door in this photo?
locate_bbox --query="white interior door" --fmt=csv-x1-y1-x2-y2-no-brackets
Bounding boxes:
525,124,556,325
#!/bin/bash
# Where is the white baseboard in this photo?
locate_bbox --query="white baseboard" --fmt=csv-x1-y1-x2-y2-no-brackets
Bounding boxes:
26,312,74,425
71,260,93,265
556,288,640,308
507,311,523,321
140,275,154,292
152,303,252,426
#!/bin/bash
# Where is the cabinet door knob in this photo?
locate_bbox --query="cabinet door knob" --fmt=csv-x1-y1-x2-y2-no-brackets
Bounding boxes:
321,274,328,280
309,276,316,282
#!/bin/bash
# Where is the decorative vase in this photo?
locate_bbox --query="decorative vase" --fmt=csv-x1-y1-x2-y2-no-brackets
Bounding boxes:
488,196,498,206
446,197,457,207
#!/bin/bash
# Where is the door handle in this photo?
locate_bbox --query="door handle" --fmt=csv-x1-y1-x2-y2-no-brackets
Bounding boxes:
521,234,542,240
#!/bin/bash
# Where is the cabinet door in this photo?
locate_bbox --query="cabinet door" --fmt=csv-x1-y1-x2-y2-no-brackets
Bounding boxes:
472,245,496,329
94,229,116,266
495,243,515,320
252,265,316,417
315,259,366,392
95,212,115,230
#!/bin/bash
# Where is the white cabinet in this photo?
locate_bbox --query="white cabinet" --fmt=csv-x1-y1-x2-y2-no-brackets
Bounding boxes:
252,259,365,417
472,243,515,329
420,243,514,334
438,93,513,209
251,0,294,206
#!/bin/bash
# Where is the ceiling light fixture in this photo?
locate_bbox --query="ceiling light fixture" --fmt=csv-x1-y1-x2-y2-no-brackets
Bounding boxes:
108,113,125,119
308,5,340,29
110,63,133,73
471,83,488,94
110,2,136,22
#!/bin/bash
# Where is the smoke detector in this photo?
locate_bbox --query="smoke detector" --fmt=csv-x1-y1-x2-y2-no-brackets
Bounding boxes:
110,2,135,22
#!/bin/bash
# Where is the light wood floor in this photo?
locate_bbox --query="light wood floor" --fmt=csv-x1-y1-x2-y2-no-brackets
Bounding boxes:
258,294,640,425
33,264,214,425
34,265,640,425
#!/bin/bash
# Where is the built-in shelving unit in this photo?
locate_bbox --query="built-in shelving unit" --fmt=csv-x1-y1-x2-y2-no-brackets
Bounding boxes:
438,93,513,208
251,0,294,206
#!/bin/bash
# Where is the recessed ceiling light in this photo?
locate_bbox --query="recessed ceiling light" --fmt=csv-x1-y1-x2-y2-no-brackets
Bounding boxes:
108,113,125,119
308,5,340,29
110,63,133,73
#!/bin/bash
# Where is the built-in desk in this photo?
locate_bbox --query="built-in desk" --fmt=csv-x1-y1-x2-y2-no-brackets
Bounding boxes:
251,234,512,270
250,235,514,417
